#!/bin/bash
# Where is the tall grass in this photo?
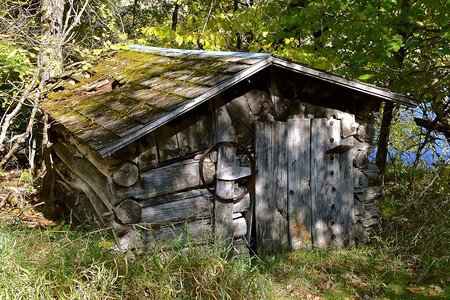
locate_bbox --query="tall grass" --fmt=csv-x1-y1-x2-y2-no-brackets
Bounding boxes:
0,221,269,299
0,165,448,299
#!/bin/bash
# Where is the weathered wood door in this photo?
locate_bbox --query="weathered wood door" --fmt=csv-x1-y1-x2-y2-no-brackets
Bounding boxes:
255,118,354,253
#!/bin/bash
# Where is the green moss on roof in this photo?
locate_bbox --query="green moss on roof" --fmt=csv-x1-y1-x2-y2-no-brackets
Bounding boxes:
42,47,265,151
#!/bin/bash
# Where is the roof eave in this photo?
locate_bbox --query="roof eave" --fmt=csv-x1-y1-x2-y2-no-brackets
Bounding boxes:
271,57,418,107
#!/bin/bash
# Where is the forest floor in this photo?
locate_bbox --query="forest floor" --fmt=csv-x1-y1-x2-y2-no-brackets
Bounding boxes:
0,167,449,299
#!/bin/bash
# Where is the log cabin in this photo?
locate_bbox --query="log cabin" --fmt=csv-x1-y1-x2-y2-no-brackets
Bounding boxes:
40,45,417,255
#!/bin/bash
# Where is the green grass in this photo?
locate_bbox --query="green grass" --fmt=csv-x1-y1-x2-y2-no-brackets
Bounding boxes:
0,165,449,299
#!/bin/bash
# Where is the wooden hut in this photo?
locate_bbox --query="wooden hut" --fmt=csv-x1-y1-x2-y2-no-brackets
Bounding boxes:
41,45,417,254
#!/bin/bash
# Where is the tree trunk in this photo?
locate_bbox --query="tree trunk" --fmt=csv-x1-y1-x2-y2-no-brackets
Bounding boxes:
234,0,241,50
39,0,65,81
376,101,395,179
172,3,180,31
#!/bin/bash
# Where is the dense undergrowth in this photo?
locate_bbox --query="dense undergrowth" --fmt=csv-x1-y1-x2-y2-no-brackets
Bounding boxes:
0,165,448,299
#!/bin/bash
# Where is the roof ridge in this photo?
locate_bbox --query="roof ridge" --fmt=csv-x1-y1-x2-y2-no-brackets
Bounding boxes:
128,44,271,59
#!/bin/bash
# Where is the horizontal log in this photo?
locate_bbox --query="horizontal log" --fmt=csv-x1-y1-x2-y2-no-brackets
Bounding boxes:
140,190,214,224
138,189,211,207
362,217,379,228
138,189,250,214
58,137,138,188
353,199,364,222
353,149,369,168
53,143,114,210
363,203,379,219
355,123,374,142
113,157,215,201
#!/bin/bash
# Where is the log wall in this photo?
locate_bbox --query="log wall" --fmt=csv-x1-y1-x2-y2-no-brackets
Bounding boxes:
48,70,381,253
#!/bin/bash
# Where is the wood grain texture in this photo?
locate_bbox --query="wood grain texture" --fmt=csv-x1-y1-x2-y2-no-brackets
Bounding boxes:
311,118,342,248
115,199,142,224
273,121,289,247
144,216,247,248
53,178,102,226
255,122,289,254
194,101,215,149
61,133,124,178
255,122,268,254
112,163,139,187
287,119,312,249
216,165,251,181
146,219,212,247
175,113,198,157
140,190,214,224
114,157,215,201
225,95,254,145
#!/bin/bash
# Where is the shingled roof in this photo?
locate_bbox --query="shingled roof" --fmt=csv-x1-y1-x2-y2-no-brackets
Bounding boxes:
42,45,417,157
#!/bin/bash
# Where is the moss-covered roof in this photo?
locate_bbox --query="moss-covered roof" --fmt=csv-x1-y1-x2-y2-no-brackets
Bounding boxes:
42,45,417,157
42,46,272,156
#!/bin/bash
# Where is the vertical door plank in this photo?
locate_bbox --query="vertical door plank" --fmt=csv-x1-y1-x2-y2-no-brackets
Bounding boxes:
255,122,269,254
311,118,340,248
287,118,312,249
255,121,289,253
273,121,289,251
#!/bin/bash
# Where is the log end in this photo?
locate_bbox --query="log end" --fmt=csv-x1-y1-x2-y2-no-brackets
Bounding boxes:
115,199,142,224
112,163,139,187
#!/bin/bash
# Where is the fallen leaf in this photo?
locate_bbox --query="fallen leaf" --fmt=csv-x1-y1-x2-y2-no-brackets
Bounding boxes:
430,285,443,293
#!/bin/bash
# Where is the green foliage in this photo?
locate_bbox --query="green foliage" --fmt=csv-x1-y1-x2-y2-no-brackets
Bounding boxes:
0,41,34,82
136,0,448,119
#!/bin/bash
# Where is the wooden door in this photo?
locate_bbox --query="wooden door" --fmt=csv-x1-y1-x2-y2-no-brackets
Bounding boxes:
255,118,354,253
